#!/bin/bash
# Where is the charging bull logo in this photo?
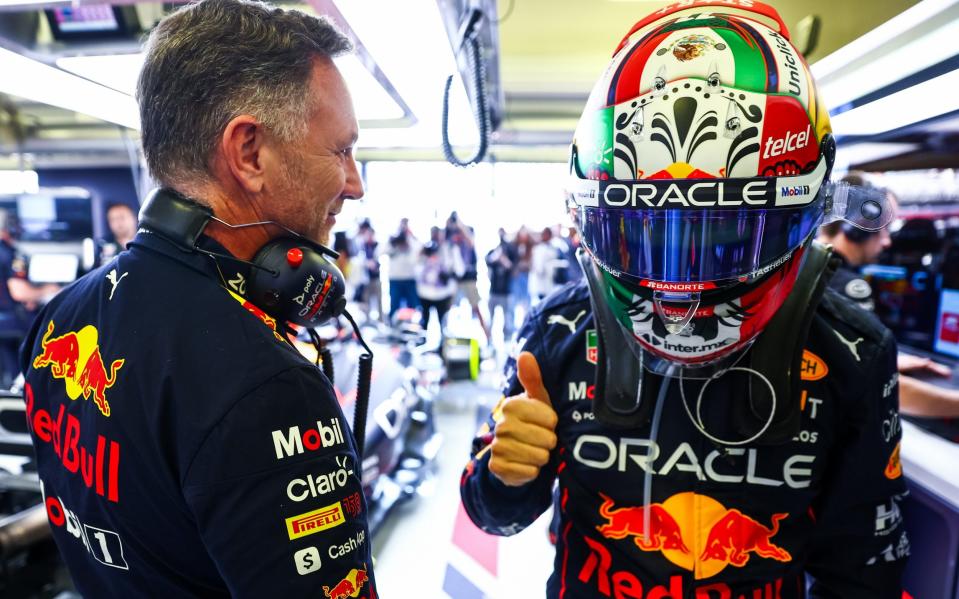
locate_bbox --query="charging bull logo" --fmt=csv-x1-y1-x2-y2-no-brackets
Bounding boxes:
323,565,368,599
597,492,791,579
597,493,689,554
32,321,124,417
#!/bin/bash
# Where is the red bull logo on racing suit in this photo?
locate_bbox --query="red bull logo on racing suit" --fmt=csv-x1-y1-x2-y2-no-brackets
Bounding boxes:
596,492,791,579
32,321,124,417
323,565,368,599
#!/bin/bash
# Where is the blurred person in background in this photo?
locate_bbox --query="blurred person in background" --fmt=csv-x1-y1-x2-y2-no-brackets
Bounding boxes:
818,173,893,312
100,202,139,263
332,230,356,299
564,226,583,283
0,211,59,386
530,227,569,302
486,227,516,342
447,212,490,341
819,179,959,417
387,217,420,318
416,228,456,348
510,226,534,323
356,219,383,320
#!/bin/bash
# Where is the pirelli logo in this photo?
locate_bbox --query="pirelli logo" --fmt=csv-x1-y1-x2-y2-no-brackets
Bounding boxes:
285,502,345,540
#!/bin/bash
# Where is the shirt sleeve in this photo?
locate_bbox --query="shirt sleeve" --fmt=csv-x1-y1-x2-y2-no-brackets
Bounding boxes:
182,366,376,599
806,328,908,598
459,311,557,535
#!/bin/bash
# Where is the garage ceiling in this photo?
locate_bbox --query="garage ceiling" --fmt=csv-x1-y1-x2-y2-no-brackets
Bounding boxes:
0,0,931,169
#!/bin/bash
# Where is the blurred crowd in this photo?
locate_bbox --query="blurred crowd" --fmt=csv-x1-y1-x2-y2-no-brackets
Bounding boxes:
333,213,583,345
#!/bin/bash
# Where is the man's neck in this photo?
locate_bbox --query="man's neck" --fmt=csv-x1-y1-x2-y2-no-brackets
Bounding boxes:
179,183,271,261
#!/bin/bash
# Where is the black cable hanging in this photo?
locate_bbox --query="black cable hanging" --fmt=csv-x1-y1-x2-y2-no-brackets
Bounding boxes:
341,310,373,458
441,23,491,167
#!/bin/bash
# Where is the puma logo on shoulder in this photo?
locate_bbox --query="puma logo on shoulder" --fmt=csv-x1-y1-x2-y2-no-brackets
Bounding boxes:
833,329,864,362
548,310,587,334
105,269,128,301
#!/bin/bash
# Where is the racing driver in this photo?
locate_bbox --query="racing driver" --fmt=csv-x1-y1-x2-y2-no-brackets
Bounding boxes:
461,2,909,597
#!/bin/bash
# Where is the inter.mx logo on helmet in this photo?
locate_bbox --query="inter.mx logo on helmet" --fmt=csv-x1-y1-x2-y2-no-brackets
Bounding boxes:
272,418,345,460
596,491,791,579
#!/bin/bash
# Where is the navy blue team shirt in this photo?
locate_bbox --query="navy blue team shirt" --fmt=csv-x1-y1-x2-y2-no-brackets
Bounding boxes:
20,229,376,598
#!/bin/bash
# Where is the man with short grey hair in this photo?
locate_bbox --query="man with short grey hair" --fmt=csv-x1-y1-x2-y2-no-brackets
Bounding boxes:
19,0,374,596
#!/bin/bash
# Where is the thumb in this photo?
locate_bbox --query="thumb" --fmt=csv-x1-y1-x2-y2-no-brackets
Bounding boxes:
517,352,551,404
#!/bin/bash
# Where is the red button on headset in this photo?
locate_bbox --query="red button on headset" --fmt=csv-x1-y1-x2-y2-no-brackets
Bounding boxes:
286,247,304,268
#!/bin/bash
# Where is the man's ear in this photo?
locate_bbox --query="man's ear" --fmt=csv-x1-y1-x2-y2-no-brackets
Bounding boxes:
220,115,266,193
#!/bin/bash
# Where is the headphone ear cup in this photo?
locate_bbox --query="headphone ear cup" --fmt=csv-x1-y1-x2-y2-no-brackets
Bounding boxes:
247,237,346,327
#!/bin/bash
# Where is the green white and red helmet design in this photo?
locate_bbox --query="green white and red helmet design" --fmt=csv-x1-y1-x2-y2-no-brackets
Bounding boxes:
568,0,836,367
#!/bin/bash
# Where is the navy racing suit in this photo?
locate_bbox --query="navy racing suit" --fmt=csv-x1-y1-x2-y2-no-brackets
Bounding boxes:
21,231,376,598
461,281,908,598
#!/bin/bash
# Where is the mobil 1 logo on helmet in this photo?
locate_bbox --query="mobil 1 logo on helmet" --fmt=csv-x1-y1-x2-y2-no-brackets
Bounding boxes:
272,418,345,460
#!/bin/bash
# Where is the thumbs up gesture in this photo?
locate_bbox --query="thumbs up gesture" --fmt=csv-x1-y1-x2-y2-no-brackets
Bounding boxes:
489,352,560,487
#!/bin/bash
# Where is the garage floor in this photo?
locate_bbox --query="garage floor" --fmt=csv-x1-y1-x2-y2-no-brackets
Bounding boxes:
371,377,555,599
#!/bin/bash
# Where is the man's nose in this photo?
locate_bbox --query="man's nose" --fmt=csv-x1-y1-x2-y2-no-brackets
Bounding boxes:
343,155,364,201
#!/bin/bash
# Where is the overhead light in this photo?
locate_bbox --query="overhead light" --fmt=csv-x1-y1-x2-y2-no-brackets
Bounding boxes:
817,16,959,109
56,52,406,123
834,143,919,170
331,0,476,148
812,0,959,80
830,68,959,136
333,56,407,122
0,47,138,129
0,170,39,195
56,53,143,95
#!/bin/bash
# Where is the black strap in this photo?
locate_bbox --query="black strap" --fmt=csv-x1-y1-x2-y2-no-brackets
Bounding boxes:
737,241,839,444
579,250,656,429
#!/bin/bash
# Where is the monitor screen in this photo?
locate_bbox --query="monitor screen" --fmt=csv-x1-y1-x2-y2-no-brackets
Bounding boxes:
862,264,941,352
935,288,959,359
51,6,119,33
45,6,135,40
16,193,93,242
27,254,79,284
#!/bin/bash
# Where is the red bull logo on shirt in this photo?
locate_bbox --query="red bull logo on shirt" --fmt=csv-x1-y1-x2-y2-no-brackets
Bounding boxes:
32,321,124,417
596,492,791,579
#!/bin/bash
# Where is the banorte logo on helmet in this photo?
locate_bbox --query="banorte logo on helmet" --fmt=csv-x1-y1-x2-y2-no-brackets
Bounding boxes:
32,321,124,417
596,491,791,579
568,0,833,367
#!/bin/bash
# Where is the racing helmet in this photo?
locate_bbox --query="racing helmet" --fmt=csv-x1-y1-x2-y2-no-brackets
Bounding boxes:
567,1,882,371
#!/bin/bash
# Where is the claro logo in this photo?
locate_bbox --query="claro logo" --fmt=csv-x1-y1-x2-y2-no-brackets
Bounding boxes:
287,456,354,502
272,418,345,460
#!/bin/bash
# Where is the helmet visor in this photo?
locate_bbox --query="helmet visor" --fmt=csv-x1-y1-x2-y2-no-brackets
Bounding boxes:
569,153,828,284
